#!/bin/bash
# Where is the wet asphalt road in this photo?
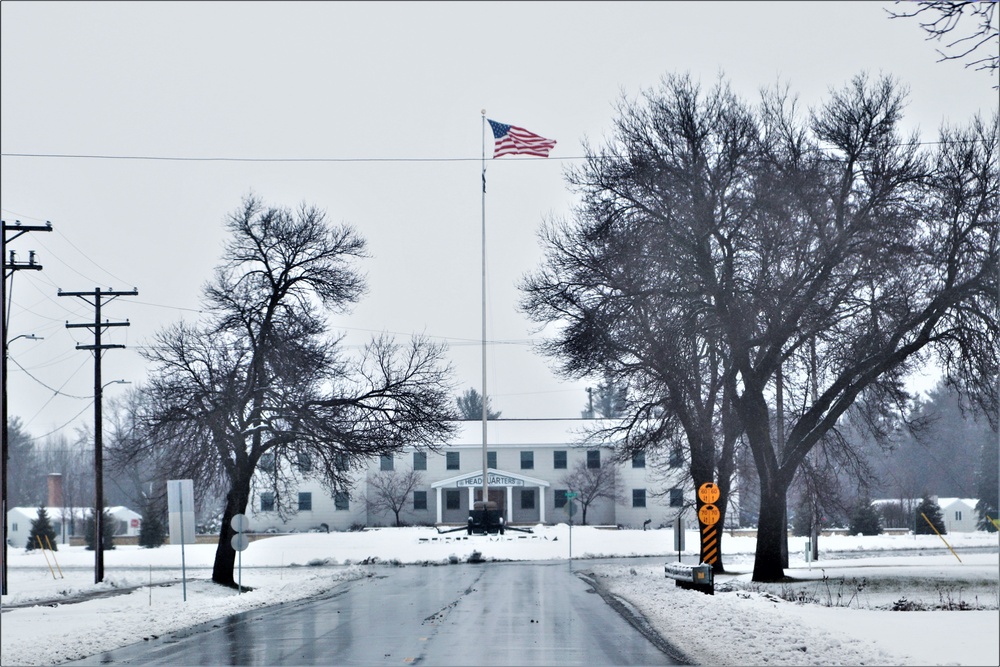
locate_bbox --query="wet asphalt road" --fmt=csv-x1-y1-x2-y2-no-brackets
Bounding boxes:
65,560,681,666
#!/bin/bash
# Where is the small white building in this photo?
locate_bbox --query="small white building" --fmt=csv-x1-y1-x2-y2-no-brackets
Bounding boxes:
247,419,699,533
6,506,142,548
937,498,979,533
872,496,982,533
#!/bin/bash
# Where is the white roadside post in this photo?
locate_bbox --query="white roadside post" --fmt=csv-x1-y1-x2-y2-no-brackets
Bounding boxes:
167,480,196,602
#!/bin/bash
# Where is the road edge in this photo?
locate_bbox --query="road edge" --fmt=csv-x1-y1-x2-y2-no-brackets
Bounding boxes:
576,570,695,666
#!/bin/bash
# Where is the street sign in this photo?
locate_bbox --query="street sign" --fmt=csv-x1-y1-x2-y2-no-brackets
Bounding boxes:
565,492,578,499
231,513,250,533
231,533,250,551
697,482,720,505
167,479,196,545
698,503,720,526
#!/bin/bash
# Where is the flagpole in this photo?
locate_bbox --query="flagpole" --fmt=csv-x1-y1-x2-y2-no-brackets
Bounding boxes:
480,110,489,511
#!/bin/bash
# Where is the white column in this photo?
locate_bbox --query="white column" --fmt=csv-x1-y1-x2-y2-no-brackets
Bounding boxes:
436,488,443,524
506,486,513,522
540,487,546,524
468,486,475,508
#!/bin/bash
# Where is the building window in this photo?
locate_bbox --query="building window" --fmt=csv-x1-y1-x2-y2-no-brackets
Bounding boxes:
554,489,568,508
669,446,683,468
12,523,18,532
521,489,535,510
298,492,312,511
669,488,683,508
587,450,601,469
260,492,275,512
413,490,427,511
380,455,394,471
413,451,427,471
633,489,646,508
446,451,460,470
260,452,275,473
632,452,645,468
334,451,348,472
445,489,460,510
553,450,567,469
297,452,312,472
487,450,497,469
334,491,350,511
955,511,962,521
521,450,534,470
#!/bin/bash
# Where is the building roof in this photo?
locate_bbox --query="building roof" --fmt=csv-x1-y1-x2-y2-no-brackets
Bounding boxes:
936,498,978,509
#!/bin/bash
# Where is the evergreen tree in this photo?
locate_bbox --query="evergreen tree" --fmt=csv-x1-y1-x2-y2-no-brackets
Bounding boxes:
456,388,501,420
138,499,166,549
26,506,58,551
915,495,947,535
582,378,628,419
848,499,883,536
974,427,998,532
84,508,117,551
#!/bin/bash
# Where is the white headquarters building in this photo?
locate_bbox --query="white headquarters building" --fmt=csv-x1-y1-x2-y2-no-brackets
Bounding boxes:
247,419,697,533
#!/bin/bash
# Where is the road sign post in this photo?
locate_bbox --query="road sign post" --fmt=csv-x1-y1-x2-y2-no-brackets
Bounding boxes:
231,513,250,594
673,515,685,561
696,482,721,587
167,480,195,602
565,492,578,562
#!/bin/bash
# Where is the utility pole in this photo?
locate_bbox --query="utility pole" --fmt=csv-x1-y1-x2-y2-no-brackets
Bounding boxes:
2,219,53,596
59,287,137,584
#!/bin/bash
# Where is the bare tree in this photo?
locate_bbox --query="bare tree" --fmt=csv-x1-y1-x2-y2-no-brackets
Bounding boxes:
365,467,424,527
112,195,457,587
560,458,624,525
887,1,998,82
523,71,997,582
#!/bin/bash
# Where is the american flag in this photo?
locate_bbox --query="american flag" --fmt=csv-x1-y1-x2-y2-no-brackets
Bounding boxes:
487,119,556,158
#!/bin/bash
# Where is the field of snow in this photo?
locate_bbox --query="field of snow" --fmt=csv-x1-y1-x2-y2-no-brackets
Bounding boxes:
1,525,997,666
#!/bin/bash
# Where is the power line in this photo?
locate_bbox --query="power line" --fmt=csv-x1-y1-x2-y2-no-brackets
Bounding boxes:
0,152,557,163
0,138,988,164
7,356,93,399
22,401,95,443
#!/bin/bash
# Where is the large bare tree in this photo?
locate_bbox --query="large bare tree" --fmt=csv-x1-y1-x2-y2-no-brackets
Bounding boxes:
522,72,997,581
113,195,457,587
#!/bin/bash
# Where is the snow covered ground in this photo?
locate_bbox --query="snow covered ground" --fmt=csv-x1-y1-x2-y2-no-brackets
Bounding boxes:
1,526,997,666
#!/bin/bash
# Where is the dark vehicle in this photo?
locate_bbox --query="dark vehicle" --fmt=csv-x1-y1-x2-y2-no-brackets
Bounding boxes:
468,501,505,535
437,501,533,536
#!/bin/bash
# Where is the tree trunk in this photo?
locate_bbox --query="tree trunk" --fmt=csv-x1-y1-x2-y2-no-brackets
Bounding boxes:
212,474,250,587
753,482,789,581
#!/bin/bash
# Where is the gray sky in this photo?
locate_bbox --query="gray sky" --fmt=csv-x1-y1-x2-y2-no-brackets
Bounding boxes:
2,1,997,443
